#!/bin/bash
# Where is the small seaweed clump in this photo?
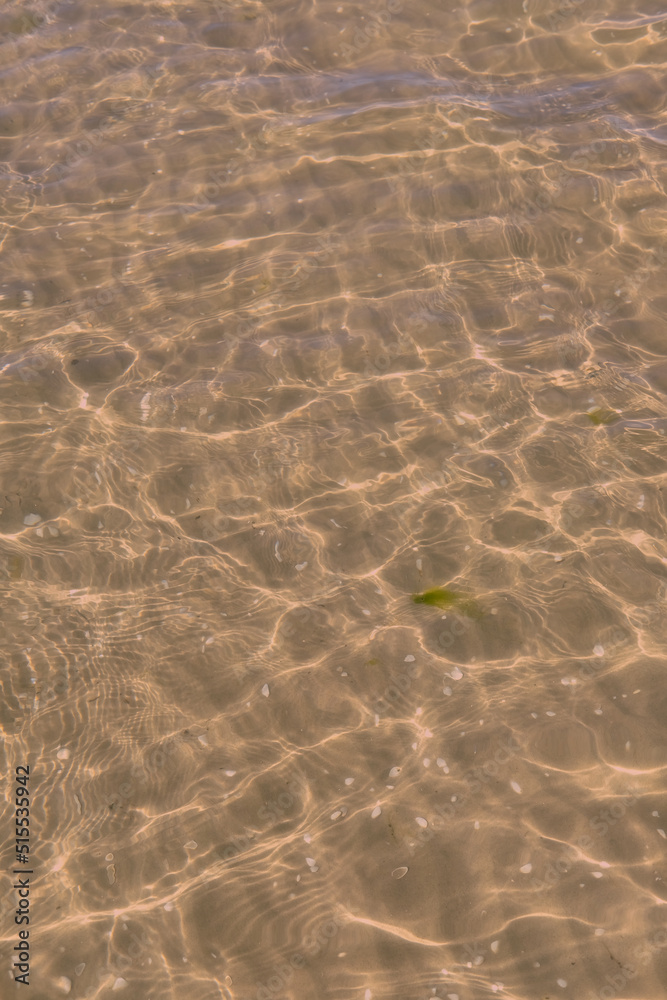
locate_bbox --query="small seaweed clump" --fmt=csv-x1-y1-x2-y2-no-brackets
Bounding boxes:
411,587,483,619
586,407,619,426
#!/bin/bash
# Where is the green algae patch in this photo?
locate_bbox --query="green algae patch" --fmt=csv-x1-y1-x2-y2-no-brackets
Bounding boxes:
586,407,620,426
411,587,483,619
412,587,459,609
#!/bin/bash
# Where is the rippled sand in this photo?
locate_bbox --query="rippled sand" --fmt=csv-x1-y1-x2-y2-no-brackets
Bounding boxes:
1,1,667,999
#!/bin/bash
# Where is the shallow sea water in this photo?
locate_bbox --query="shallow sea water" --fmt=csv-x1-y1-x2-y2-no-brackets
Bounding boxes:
1,1,667,998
